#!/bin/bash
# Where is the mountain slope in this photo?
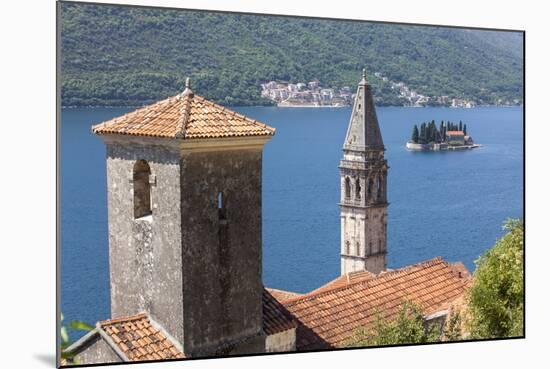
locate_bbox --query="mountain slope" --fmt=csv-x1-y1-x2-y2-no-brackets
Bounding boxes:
60,3,523,106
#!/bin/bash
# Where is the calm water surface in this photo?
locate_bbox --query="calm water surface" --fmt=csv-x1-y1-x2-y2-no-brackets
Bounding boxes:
61,106,523,339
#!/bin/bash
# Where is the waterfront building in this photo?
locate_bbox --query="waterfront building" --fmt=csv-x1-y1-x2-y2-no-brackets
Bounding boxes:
446,130,465,145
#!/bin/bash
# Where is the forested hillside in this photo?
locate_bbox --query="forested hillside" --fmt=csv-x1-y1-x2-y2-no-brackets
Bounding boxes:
60,3,523,107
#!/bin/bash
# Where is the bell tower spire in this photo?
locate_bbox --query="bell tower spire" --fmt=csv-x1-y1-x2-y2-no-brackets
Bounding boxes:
339,69,388,275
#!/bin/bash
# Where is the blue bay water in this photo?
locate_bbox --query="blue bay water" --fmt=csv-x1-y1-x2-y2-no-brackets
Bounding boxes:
61,106,523,339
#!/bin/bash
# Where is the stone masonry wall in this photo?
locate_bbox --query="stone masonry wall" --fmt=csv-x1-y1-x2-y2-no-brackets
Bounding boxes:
179,148,264,357
105,142,184,344
73,334,121,365
265,329,296,353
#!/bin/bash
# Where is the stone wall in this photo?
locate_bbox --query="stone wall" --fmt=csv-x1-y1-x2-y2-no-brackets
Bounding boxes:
340,205,387,275
72,333,121,365
105,142,184,344
103,136,267,357
179,148,265,356
406,142,431,151
266,329,297,353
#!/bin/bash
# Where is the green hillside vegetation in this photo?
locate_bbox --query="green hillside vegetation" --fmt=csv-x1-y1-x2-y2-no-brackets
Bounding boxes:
61,3,523,107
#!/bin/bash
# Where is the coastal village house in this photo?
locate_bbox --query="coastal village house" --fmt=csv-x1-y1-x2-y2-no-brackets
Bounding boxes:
64,72,471,365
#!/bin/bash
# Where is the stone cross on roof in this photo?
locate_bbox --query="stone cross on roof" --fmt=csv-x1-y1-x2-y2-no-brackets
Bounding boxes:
182,77,193,96
360,68,368,84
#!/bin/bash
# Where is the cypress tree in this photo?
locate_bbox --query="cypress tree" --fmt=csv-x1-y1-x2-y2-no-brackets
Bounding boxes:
426,123,431,143
420,123,426,143
459,120,463,132
412,125,419,143
463,124,467,135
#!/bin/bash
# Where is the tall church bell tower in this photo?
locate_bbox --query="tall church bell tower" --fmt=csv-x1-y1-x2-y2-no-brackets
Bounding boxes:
92,79,275,357
339,69,388,275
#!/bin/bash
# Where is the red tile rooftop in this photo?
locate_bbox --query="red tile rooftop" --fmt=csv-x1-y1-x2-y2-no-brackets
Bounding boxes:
283,257,471,351
67,288,297,363
99,313,185,361
263,289,298,335
92,79,275,140
265,287,303,303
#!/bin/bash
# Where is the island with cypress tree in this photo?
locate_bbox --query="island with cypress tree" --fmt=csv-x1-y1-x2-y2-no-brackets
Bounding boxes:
405,120,480,151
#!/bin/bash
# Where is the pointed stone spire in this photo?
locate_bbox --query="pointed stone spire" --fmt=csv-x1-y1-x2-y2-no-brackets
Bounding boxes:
343,69,384,151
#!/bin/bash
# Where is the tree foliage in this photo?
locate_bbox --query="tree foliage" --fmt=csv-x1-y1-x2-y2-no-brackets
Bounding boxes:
410,120,470,144
60,2,523,107
346,301,441,347
411,125,419,143
442,308,463,341
344,219,524,347
60,313,94,362
466,219,524,339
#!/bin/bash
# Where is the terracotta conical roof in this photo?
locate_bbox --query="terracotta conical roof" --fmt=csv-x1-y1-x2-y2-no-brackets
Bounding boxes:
343,69,384,151
92,79,275,140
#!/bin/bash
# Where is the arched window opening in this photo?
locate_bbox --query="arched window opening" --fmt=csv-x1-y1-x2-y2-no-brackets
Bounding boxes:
345,241,350,255
344,177,351,199
377,175,382,200
133,160,152,219
218,191,226,220
355,242,360,256
367,178,373,199
218,190,229,250
355,178,361,200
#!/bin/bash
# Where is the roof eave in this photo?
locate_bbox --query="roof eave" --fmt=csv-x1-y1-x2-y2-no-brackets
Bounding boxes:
179,134,275,152
62,326,129,362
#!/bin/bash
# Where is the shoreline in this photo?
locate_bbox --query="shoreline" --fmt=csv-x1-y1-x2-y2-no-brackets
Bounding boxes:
277,104,348,108
406,142,481,151
61,104,523,110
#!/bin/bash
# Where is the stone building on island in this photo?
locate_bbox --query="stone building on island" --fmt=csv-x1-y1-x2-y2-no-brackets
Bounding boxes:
64,72,471,365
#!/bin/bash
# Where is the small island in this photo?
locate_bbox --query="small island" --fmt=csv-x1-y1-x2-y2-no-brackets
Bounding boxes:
406,120,480,151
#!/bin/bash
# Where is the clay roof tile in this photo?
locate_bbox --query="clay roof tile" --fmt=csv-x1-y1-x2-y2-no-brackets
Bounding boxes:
283,257,471,351
98,313,185,361
92,88,275,140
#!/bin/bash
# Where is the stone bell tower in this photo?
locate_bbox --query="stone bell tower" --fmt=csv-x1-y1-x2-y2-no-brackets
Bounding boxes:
92,79,275,358
339,69,388,275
